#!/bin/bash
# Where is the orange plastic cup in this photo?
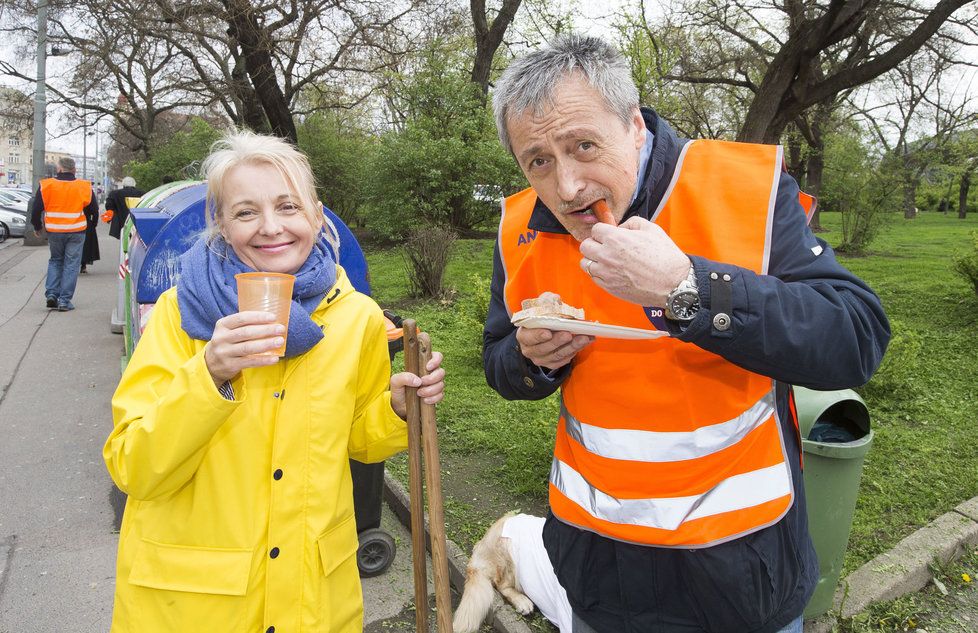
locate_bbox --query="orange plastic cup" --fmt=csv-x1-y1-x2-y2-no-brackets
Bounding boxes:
235,272,295,357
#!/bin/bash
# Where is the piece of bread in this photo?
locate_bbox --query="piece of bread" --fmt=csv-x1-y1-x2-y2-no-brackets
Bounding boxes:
512,292,585,322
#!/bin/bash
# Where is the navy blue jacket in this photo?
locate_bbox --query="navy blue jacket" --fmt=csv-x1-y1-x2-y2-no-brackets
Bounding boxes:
482,110,890,633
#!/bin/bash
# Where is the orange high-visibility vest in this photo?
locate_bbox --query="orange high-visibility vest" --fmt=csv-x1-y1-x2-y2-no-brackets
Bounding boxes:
40,177,91,233
498,139,796,548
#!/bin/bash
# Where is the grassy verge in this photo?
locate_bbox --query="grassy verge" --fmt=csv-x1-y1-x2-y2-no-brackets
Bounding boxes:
364,211,978,600
839,547,978,632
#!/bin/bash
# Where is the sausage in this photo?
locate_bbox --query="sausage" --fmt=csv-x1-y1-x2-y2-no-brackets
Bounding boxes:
591,199,615,225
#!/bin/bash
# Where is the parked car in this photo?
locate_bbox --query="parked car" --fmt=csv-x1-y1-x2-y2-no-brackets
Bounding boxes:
0,190,29,215
0,206,29,239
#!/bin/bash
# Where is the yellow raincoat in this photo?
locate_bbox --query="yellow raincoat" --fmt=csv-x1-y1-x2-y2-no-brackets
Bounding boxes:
105,269,407,633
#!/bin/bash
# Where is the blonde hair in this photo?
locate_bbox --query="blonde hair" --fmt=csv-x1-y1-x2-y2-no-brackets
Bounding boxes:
201,130,326,243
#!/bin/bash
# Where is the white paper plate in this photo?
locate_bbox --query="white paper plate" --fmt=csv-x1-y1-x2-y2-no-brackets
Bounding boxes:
512,315,670,340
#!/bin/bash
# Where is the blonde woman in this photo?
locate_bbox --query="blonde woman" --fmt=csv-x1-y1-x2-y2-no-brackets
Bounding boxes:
104,131,445,632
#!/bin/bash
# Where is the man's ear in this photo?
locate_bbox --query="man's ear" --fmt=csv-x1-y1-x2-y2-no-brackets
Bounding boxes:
631,107,646,150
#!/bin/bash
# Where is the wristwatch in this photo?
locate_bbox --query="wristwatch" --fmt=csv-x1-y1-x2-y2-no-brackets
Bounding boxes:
664,263,700,322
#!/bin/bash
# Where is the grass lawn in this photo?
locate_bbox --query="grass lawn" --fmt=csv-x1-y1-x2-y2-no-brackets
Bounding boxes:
364,210,978,606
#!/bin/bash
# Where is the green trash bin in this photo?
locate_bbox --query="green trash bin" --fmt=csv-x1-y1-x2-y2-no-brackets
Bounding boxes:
794,386,874,618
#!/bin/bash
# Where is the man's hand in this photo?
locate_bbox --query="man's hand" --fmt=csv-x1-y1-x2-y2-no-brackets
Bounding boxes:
516,327,593,371
204,311,285,386
579,217,690,306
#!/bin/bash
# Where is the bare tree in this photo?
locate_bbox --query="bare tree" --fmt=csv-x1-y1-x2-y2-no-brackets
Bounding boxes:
645,0,977,144
853,44,977,219
0,0,438,146
470,0,523,95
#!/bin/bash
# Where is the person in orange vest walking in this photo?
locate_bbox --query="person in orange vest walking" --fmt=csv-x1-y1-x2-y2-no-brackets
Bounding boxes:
483,36,890,633
30,156,99,311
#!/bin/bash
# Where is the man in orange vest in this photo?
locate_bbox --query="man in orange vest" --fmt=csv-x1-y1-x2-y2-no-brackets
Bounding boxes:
30,156,99,311
482,36,890,633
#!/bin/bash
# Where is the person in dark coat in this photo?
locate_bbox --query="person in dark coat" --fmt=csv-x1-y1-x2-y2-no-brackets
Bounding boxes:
106,177,146,240
80,200,100,273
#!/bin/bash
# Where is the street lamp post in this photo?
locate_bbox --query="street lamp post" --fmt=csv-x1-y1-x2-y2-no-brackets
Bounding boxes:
26,0,50,246
27,0,69,246
31,0,48,192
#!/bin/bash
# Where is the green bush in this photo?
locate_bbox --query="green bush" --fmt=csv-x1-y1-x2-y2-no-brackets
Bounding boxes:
821,127,900,254
127,118,222,189
296,112,374,226
952,230,978,297
362,46,524,240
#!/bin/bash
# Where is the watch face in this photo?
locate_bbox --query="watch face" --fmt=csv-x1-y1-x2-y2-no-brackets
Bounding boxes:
669,290,700,321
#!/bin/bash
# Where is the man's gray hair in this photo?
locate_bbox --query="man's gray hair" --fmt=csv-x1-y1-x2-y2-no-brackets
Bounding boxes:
122,176,136,187
58,156,76,173
492,34,640,154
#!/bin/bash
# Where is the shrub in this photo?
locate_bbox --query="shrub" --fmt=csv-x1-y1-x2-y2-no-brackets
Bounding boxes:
821,127,900,254
402,227,456,299
296,112,374,226
362,46,524,240
952,230,978,297
127,118,222,189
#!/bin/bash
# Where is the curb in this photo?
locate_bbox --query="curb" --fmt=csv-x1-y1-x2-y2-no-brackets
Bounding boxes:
383,472,534,633
804,495,978,632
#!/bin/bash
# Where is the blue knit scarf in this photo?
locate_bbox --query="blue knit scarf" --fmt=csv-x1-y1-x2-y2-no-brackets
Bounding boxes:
176,236,335,358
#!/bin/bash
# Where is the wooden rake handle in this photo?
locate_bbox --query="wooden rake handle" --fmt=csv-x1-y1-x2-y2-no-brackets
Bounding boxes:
417,331,453,632
402,320,428,633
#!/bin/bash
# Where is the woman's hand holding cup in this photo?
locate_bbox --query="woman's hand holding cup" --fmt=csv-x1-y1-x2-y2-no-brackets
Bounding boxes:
205,311,285,386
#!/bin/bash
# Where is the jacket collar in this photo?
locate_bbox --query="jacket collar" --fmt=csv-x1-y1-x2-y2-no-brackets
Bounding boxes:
55,172,77,181
526,108,687,235
312,267,354,318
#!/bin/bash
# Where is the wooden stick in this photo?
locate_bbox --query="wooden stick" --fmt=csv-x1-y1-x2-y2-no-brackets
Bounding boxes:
417,331,453,631
402,320,428,633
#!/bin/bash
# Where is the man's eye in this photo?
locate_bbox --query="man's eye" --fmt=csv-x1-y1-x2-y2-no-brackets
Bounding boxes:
579,141,594,151
530,158,548,169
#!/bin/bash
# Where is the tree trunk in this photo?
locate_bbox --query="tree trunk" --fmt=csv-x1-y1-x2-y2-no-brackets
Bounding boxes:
938,199,948,214
959,171,971,219
231,54,270,133
470,0,523,96
224,0,297,142
786,135,805,186
903,181,917,219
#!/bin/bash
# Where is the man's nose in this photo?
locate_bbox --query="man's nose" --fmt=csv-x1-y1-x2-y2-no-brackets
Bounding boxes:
555,160,586,203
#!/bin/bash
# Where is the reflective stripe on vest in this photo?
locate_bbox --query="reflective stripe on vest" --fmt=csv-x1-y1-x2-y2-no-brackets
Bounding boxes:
498,139,795,547
40,178,91,233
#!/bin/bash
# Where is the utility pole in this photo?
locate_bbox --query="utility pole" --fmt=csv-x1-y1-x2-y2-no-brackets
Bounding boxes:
31,0,48,191
26,0,49,246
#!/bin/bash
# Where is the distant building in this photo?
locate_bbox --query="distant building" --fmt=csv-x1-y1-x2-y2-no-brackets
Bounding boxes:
0,87,34,185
